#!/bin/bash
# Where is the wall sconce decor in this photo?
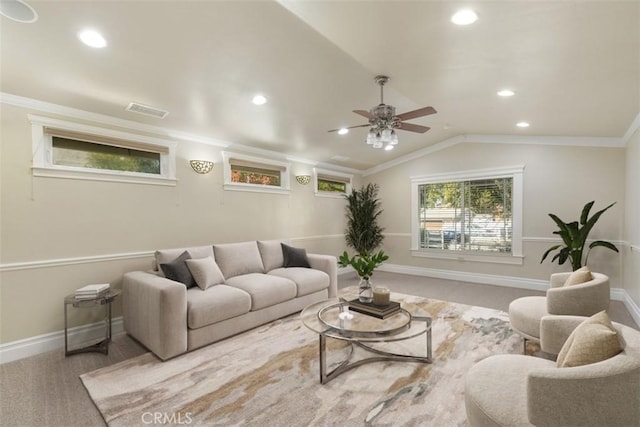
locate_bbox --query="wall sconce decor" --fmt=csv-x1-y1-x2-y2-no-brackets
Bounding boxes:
190,160,214,174
295,175,311,185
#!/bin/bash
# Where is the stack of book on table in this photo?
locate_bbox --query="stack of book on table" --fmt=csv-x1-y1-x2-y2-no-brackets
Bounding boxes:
348,298,401,319
74,283,110,300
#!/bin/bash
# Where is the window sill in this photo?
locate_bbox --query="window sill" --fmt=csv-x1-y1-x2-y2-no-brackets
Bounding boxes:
411,249,524,265
223,183,290,195
314,191,347,199
32,166,177,186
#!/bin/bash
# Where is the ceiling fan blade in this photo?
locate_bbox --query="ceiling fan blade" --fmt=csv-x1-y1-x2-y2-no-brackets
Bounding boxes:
327,124,370,132
397,122,431,133
395,106,437,121
353,109,374,119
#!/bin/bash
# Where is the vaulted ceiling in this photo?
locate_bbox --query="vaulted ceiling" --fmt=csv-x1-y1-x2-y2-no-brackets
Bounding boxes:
1,1,638,171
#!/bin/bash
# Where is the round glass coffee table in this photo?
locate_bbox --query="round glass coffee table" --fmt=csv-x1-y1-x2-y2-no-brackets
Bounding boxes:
301,297,432,384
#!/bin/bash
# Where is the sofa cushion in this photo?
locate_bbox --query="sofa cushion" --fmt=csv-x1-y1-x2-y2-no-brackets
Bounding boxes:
159,251,196,288
214,241,265,278
508,296,548,340
154,245,214,277
258,240,288,272
557,311,623,368
268,267,329,297
186,285,251,329
281,243,311,268
225,273,296,310
563,266,593,286
186,257,225,290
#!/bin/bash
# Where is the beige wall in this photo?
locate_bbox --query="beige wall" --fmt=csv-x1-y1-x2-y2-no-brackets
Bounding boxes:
624,126,640,304
363,141,627,288
0,103,352,343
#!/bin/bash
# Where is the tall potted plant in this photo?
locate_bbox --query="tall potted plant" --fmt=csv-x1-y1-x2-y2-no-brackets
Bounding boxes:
338,183,388,302
540,201,619,271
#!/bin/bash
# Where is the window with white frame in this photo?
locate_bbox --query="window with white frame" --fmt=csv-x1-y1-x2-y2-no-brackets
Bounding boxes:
411,166,524,264
29,115,177,186
314,168,353,198
222,152,290,194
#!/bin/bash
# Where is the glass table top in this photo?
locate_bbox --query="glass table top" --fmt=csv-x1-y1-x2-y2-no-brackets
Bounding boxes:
301,296,430,343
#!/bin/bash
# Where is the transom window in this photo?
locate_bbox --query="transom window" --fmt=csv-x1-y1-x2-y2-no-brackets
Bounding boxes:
314,168,353,198
411,166,524,264
52,137,161,175
223,152,290,194
29,114,177,186
230,164,281,186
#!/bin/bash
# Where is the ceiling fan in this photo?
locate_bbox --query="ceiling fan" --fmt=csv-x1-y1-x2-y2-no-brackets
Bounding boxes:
329,75,437,149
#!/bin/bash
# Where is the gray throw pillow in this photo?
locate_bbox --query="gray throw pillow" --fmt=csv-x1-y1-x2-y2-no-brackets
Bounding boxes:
186,257,225,290
160,251,196,288
281,243,311,268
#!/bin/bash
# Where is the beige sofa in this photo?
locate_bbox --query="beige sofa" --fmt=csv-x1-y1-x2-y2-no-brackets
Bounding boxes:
465,315,640,426
509,272,609,343
123,240,337,360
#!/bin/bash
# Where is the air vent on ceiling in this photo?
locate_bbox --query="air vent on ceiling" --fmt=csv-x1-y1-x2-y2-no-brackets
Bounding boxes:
331,155,350,162
125,102,169,119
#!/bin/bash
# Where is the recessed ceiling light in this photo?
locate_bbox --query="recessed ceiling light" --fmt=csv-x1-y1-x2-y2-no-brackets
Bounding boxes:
337,128,349,135
497,89,515,97
516,121,530,128
78,29,107,48
0,0,37,23
252,94,267,105
451,9,478,26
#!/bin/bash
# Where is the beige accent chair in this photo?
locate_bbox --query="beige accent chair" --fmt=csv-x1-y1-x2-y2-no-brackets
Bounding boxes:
465,315,640,426
508,272,609,344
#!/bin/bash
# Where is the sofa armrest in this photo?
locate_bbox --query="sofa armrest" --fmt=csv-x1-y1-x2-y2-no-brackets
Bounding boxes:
546,275,610,315
122,271,187,360
550,272,571,288
539,315,587,354
307,254,338,298
527,355,640,426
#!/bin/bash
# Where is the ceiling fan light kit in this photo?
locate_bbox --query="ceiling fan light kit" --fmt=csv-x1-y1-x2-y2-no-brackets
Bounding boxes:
330,75,436,150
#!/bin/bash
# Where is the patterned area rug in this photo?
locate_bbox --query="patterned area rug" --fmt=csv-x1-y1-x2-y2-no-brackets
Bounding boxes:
81,288,527,426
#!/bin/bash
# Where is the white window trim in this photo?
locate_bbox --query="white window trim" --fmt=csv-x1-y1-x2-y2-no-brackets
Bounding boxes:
410,165,524,265
222,151,290,195
313,168,353,199
29,114,177,186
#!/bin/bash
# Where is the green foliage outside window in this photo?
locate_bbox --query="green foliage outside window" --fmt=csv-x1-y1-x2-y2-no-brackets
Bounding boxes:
318,178,346,193
52,137,161,174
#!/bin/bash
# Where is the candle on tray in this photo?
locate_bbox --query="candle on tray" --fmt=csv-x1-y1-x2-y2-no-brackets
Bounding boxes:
372,287,390,306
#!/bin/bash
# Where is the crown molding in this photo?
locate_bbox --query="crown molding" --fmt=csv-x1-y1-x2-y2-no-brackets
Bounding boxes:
1,92,360,176
463,134,625,147
362,135,465,176
363,132,628,177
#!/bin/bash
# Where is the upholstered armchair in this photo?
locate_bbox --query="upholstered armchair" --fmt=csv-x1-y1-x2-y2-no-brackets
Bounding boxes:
508,271,609,344
465,315,640,427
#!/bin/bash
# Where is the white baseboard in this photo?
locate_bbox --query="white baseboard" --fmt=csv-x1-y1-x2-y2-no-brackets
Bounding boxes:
379,263,640,327
2,264,639,363
0,317,123,365
379,263,550,292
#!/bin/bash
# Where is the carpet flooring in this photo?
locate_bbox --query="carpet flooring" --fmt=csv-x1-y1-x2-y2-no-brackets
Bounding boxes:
0,272,636,427
81,287,526,426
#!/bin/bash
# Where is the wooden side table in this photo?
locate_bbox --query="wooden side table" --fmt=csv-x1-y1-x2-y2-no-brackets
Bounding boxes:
63,289,121,356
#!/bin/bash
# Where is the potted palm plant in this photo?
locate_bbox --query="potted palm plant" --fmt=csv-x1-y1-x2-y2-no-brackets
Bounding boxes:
338,183,389,302
540,201,619,271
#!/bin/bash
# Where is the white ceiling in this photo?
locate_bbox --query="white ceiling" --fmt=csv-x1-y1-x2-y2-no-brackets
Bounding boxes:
1,1,638,171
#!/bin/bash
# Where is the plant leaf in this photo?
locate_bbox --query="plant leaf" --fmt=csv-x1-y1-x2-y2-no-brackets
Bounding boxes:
588,240,619,253
580,201,595,225
578,202,616,244
540,245,561,263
